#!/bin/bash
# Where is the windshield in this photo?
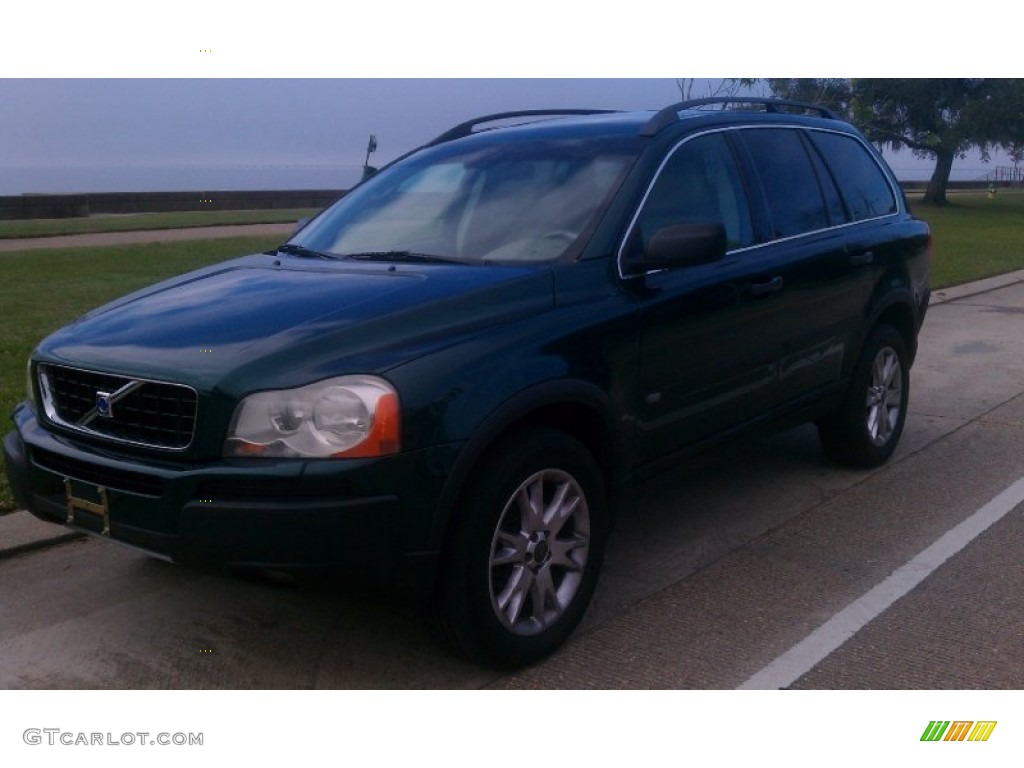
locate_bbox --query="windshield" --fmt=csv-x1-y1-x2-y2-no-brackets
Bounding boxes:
293,136,640,264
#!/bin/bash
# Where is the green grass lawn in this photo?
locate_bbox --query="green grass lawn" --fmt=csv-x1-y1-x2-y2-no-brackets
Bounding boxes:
0,208,320,239
0,234,281,510
907,189,1024,289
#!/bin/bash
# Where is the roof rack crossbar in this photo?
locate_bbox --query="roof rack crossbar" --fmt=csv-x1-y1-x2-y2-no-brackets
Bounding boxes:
427,109,619,146
641,97,840,136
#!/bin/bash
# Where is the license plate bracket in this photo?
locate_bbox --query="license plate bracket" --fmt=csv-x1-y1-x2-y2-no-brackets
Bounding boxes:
63,477,110,536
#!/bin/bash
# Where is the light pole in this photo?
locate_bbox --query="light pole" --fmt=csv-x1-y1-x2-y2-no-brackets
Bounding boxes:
362,134,378,180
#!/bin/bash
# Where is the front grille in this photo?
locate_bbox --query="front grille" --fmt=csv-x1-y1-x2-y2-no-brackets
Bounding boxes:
38,364,197,450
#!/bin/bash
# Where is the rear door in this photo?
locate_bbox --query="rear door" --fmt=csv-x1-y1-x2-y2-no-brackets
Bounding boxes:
732,126,881,404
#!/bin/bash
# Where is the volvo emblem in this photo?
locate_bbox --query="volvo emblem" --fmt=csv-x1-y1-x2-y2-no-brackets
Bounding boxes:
78,379,145,426
95,391,114,418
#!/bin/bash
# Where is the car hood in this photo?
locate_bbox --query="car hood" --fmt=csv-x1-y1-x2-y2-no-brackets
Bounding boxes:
35,253,554,393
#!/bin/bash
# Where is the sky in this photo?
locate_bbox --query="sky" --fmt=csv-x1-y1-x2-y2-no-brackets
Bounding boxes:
0,79,689,194
2,77,1017,196
0,3,1017,196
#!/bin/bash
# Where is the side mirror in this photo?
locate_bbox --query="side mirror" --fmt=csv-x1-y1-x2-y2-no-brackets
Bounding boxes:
632,222,726,273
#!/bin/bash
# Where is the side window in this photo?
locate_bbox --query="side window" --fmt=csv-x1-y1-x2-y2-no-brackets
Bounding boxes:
741,128,830,239
810,132,897,220
634,132,754,252
805,137,848,226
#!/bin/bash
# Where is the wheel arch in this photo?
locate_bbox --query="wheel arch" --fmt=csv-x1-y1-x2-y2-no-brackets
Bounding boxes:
865,289,920,365
428,380,624,553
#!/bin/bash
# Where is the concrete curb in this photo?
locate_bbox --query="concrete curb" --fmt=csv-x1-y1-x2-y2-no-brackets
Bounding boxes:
0,510,83,559
930,268,1024,305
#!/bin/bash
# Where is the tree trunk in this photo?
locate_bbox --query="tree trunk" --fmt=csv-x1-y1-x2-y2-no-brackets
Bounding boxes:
923,150,955,205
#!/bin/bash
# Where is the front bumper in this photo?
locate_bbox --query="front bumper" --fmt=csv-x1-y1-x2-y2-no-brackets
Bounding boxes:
4,404,451,594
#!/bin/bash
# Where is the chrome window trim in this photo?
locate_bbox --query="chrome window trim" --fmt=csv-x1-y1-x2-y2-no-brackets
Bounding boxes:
37,362,199,452
616,124,904,280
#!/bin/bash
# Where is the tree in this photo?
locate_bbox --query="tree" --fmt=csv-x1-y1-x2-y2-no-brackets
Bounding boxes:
763,78,1024,205
853,79,1024,204
762,79,853,118
674,78,755,102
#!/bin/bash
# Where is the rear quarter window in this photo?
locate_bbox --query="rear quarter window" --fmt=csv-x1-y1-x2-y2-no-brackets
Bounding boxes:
810,132,897,220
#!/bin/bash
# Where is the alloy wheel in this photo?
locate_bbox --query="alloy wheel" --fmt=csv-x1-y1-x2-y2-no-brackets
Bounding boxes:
488,469,591,636
865,346,903,446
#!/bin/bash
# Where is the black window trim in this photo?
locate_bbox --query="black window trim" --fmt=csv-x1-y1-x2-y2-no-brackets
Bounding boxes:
617,124,904,279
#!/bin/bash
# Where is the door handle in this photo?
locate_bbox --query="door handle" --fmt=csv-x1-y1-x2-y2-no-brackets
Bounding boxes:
750,276,784,296
850,250,875,267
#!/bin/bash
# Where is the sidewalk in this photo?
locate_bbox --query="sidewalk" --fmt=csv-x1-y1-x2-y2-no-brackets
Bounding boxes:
4,266,1024,560
929,266,1024,305
0,509,81,559
0,222,293,253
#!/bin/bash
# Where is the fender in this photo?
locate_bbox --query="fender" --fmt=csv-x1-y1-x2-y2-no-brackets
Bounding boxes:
864,283,921,363
427,378,628,550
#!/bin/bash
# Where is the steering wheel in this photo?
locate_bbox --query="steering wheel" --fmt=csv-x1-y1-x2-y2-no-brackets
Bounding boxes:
540,230,578,244
480,230,580,262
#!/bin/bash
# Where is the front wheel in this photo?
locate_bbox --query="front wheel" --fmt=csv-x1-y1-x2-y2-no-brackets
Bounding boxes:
432,427,608,668
817,323,910,468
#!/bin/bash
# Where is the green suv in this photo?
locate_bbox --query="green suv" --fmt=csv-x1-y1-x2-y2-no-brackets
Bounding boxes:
4,98,931,667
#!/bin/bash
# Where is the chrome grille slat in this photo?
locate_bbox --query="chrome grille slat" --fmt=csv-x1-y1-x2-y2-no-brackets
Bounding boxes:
38,364,197,450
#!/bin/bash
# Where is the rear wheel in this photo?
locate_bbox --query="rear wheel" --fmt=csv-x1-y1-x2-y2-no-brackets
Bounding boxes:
818,324,909,468
432,427,608,668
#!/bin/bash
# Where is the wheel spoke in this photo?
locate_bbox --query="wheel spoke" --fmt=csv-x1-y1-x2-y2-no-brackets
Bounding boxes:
873,354,886,387
877,405,891,441
517,479,545,534
545,481,581,537
886,375,902,405
880,352,896,386
496,566,533,627
491,530,527,567
529,566,558,627
867,403,881,439
548,536,588,570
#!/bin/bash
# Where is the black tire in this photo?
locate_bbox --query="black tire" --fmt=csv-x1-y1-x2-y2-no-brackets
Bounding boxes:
817,323,910,468
432,427,608,669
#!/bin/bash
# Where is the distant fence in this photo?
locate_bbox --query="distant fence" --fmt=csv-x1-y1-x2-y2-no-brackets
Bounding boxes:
976,166,1024,186
898,180,1018,192
0,189,346,220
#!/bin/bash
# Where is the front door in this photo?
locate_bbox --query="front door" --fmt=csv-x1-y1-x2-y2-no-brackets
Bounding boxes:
625,131,784,462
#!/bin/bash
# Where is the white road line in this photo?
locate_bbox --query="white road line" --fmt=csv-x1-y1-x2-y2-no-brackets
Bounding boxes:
738,476,1024,690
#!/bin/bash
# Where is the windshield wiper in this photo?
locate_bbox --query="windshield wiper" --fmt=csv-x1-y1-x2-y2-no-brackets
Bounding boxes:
342,250,466,265
276,243,340,260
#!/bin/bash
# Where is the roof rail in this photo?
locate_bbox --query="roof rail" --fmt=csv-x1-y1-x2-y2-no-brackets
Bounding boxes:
641,97,840,136
427,109,619,146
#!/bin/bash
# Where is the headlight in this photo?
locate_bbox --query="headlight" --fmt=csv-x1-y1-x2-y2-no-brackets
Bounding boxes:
224,375,400,458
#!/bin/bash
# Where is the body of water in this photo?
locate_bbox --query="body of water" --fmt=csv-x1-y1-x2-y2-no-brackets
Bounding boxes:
0,163,364,196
